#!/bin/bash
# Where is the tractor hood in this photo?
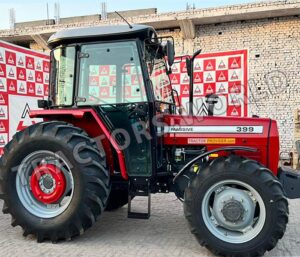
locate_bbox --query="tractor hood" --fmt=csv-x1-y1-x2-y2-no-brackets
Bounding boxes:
163,114,280,174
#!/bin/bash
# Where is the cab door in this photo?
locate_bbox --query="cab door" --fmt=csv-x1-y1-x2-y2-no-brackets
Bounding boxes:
76,40,153,177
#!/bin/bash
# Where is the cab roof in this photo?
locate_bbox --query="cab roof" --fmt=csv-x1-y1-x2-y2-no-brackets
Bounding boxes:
48,24,157,48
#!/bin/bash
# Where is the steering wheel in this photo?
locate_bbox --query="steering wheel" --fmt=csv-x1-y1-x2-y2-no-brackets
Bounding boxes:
128,104,147,119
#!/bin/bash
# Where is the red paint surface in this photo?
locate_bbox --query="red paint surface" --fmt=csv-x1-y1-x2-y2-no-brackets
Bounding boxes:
30,164,66,204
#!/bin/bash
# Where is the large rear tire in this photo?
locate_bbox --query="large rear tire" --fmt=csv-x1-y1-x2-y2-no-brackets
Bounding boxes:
0,121,110,242
184,155,288,257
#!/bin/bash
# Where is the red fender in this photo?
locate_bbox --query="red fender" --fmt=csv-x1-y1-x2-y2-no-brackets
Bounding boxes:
30,108,128,180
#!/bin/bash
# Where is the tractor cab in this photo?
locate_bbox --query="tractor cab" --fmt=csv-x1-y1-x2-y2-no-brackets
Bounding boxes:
46,25,176,178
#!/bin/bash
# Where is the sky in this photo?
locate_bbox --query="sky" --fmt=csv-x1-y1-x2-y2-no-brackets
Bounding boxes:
0,0,259,29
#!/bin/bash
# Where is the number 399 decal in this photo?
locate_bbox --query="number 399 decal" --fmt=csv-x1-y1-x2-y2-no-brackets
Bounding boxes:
236,126,254,133
236,126,263,133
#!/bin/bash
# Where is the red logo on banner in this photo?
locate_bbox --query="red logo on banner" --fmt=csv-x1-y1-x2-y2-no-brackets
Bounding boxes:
8,79,16,91
99,66,110,75
204,59,216,71
0,121,6,132
194,72,203,83
89,76,99,86
229,56,241,69
100,87,109,96
0,64,6,77
170,74,179,84
28,83,35,94
227,106,241,116
43,60,50,72
229,81,242,93
26,56,34,69
216,70,228,82
6,51,16,65
180,62,187,73
17,68,26,80
36,72,43,83
204,83,216,95
44,85,49,96
181,85,189,96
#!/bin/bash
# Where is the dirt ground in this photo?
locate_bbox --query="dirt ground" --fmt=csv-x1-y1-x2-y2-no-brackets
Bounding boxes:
0,194,299,257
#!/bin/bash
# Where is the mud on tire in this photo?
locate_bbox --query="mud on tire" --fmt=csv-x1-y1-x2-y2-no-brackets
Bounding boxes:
0,121,110,242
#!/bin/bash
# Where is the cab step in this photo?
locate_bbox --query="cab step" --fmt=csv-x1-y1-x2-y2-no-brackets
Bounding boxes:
128,178,151,219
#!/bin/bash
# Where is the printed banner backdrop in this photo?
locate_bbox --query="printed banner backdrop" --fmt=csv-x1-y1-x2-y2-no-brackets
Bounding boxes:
170,50,248,117
0,41,49,155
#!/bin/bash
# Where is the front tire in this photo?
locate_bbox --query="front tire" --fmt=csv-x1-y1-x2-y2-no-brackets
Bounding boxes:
0,121,110,242
184,155,288,257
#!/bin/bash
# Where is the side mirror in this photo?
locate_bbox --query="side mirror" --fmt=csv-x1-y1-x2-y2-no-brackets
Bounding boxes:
165,40,175,67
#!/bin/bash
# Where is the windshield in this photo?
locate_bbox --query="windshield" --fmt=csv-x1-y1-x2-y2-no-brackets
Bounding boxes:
77,41,147,105
145,45,174,104
50,47,76,106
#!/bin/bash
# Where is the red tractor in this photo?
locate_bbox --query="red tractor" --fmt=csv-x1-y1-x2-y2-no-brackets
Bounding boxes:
0,25,299,256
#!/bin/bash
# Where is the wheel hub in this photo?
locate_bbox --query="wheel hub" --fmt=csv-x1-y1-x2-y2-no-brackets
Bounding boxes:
213,187,256,230
221,200,245,223
39,174,56,194
30,164,66,204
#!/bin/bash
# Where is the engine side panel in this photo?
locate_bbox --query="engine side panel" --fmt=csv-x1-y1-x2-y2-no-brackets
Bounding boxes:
163,115,280,175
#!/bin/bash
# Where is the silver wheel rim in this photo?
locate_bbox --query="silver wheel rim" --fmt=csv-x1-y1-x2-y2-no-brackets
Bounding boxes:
16,150,74,219
201,179,266,244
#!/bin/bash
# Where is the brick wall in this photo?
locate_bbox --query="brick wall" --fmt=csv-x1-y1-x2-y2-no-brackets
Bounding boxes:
158,16,300,154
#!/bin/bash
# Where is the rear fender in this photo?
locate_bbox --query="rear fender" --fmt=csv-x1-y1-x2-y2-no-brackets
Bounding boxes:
30,108,128,180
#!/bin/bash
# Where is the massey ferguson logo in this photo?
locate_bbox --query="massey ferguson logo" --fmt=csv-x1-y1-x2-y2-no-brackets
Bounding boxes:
169,127,193,132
